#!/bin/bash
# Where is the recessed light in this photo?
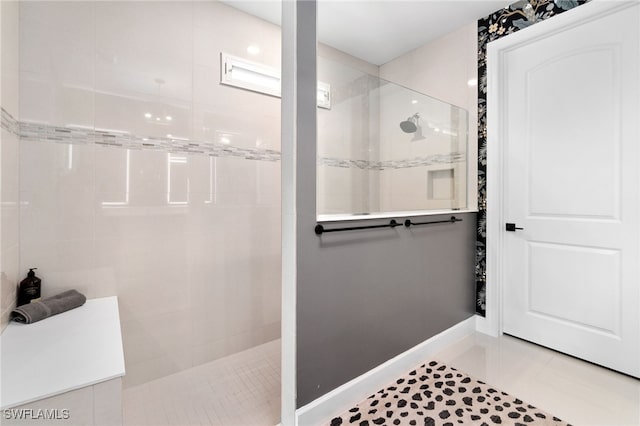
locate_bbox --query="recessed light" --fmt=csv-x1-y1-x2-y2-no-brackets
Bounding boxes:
167,134,172,138
144,113,152,118
220,137,231,145
165,116,172,121
467,78,478,87
155,117,161,121
411,100,418,104
247,45,260,55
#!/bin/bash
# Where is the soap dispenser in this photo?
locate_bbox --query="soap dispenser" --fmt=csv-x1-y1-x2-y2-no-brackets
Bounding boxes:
17,268,41,306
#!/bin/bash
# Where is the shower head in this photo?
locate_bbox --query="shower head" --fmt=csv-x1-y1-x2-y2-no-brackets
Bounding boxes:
400,113,420,133
400,120,417,133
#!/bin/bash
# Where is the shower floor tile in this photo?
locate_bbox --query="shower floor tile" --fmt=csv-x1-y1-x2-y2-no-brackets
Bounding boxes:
122,339,280,426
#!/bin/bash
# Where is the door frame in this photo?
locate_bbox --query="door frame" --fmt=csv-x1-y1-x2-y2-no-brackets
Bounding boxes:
480,0,638,337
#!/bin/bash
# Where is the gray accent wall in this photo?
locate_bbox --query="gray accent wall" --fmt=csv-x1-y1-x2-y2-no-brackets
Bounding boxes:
296,213,477,406
285,0,476,409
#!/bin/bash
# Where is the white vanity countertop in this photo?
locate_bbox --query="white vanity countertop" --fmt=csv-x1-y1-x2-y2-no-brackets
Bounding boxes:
0,296,125,409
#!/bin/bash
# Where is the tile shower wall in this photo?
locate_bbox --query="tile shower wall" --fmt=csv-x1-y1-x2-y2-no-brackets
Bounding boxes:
1,0,20,333
18,1,281,387
378,23,478,213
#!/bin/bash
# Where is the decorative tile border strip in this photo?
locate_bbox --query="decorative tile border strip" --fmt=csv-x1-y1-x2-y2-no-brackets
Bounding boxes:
318,153,465,170
379,153,465,170
18,120,282,162
3,108,465,169
1,108,19,136
319,158,371,169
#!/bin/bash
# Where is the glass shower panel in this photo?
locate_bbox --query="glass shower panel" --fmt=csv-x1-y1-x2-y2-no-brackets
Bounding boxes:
317,58,382,215
377,81,468,214
317,57,468,218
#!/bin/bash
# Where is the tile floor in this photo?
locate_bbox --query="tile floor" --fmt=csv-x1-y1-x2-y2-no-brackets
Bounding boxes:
121,332,639,426
122,339,280,426
434,332,640,426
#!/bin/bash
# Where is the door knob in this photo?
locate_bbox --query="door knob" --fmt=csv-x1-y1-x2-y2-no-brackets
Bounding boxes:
505,223,524,232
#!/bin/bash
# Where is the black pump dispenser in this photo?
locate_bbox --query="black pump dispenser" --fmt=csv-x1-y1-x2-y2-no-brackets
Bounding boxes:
17,268,41,306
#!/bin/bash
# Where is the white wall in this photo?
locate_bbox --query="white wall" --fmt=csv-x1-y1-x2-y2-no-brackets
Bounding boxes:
18,1,282,387
379,22,478,212
0,0,20,333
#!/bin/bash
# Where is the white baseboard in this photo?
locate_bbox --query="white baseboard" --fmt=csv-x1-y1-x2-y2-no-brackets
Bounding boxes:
295,316,476,426
475,314,500,337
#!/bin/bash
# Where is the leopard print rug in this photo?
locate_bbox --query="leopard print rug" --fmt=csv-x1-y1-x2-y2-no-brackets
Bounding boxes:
327,360,570,426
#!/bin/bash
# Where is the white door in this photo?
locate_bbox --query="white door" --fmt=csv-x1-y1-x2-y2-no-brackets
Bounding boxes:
493,2,640,377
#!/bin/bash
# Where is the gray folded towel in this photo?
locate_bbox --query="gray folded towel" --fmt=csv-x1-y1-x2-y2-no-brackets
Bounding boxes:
10,290,86,324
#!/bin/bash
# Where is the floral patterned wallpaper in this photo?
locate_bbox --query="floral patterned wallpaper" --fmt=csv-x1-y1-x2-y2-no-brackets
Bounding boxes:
475,0,590,316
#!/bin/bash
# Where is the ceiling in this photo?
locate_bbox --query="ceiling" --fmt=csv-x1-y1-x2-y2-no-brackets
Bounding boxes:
223,0,513,65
